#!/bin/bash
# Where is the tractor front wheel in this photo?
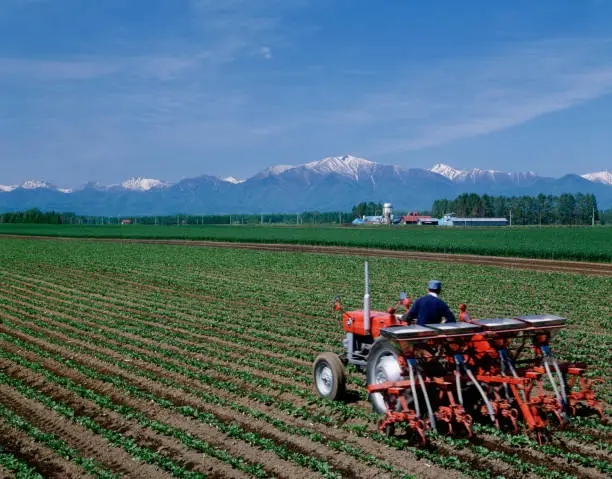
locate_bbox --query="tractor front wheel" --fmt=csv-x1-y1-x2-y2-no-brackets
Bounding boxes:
313,352,346,400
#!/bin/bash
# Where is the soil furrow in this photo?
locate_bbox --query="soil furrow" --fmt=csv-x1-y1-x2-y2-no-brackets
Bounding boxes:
3,288,608,476
0,357,259,479
0,321,382,479
0,299,313,398
0,309,549,479
0,383,168,478
0,272,333,354
0,273,317,368
0,310,461,477
472,434,607,479
26,263,334,324
0,336,320,479
0,280,316,385
0,414,86,479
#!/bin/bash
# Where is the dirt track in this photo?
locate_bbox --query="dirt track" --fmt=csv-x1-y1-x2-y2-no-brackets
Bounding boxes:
1,234,611,276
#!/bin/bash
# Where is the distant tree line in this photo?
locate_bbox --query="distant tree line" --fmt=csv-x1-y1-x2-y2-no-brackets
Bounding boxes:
3,200,610,226
432,193,601,225
600,209,612,225
127,211,351,225
0,209,71,224
0,209,353,225
350,202,420,218
351,202,384,218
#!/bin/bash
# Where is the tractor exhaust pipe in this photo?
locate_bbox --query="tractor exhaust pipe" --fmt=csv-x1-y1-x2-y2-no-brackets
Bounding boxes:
363,261,370,334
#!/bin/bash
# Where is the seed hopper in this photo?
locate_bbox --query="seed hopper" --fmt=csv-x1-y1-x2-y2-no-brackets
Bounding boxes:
313,263,604,443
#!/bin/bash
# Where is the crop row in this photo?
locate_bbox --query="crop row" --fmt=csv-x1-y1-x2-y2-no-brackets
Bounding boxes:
7,263,610,400
0,276,357,390
0,304,593,479
0,311,515,478
0,238,609,479
0,329,347,478
0,445,44,479
10,243,610,371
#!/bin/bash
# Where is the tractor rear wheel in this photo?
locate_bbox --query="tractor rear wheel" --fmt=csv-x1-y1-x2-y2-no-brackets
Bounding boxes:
313,352,346,400
367,338,405,414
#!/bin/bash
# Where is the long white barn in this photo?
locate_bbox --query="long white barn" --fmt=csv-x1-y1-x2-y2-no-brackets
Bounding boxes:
439,214,508,227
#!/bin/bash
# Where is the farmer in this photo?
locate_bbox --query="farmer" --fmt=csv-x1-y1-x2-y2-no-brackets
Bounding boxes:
458,303,471,322
404,280,456,326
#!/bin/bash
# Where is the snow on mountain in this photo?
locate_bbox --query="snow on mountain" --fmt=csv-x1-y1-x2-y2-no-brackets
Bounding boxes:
120,177,169,191
582,171,612,186
508,171,538,184
250,164,295,180
430,163,537,184
430,163,464,181
21,180,53,189
222,176,245,184
0,180,78,193
257,164,294,177
304,155,376,180
253,155,378,182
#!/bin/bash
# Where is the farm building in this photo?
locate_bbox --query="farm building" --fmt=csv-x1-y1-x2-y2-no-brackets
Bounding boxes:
397,211,434,224
352,215,384,225
439,213,508,226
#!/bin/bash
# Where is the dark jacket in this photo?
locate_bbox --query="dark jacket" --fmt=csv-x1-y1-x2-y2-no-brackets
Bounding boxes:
406,294,456,326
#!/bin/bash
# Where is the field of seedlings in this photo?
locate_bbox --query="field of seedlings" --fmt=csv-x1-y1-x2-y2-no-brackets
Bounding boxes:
0,237,610,479
1,223,611,261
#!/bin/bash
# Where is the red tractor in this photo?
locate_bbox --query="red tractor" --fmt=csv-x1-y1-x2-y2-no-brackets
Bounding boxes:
313,262,604,443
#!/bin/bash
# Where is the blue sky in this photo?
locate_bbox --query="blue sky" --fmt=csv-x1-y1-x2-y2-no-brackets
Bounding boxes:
1,0,611,187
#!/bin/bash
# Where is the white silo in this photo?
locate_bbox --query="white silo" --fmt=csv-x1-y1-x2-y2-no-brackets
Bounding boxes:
383,202,393,224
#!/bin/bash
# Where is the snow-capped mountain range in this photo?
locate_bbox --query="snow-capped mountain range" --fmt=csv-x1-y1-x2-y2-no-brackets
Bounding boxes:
581,171,612,186
1,155,610,215
430,163,539,185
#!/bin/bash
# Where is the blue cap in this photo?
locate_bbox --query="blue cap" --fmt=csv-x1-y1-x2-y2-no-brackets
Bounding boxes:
428,280,442,290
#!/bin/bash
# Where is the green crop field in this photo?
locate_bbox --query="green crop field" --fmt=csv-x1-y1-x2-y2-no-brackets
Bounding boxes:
0,236,610,478
1,223,611,261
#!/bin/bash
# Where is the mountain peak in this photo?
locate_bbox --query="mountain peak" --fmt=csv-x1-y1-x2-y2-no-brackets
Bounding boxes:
430,164,538,185
304,155,376,179
21,180,53,190
120,177,169,191
254,164,294,179
0,180,73,192
430,163,463,181
582,171,612,186
222,176,245,184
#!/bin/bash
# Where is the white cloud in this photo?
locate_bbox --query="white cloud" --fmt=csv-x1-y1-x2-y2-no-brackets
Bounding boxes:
318,37,612,153
260,46,272,60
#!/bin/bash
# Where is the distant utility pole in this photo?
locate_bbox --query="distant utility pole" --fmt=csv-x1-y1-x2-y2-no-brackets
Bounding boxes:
538,209,542,228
